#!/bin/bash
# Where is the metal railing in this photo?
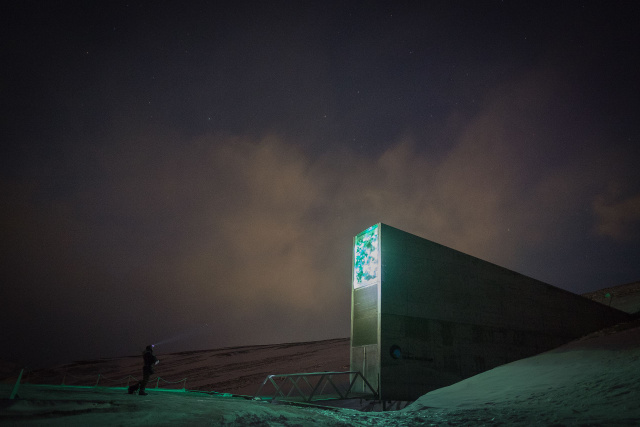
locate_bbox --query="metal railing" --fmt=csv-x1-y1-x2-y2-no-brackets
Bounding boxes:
10,370,187,391
254,371,378,403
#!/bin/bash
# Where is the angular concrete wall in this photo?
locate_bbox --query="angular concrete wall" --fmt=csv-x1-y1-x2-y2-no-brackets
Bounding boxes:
350,223,631,401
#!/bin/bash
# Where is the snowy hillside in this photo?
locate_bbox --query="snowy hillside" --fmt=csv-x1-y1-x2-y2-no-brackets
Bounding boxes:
13,339,350,396
2,285,639,425
2,319,639,425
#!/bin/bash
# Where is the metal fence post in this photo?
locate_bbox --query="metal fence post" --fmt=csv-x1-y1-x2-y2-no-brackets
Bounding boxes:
9,369,24,400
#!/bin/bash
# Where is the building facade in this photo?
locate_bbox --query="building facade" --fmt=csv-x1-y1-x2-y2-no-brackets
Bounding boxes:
350,223,631,401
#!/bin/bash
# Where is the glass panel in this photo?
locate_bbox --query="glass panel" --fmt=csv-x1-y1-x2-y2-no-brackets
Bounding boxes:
353,224,380,289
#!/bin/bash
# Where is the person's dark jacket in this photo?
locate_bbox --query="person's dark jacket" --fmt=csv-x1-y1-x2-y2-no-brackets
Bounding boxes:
143,348,159,375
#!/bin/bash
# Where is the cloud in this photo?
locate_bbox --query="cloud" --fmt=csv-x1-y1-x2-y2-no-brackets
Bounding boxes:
593,192,640,240
0,123,612,357
3,65,639,365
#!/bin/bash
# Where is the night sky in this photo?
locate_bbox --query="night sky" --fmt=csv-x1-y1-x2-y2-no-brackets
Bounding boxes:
2,1,640,368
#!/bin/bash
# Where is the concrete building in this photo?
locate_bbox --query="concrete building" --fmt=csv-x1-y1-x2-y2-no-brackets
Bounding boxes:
350,223,631,401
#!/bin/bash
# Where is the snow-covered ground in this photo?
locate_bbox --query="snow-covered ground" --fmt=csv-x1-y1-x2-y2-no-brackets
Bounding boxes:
403,318,640,425
2,285,639,425
583,280,640,315
2,318,639,425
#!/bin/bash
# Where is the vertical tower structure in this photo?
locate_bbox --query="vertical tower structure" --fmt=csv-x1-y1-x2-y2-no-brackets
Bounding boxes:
350,223,630,401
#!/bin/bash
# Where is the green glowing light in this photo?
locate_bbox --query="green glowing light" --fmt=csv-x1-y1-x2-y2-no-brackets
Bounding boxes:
353,224,380,288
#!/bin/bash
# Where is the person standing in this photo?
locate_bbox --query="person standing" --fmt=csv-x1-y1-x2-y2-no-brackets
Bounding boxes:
128,345,159,395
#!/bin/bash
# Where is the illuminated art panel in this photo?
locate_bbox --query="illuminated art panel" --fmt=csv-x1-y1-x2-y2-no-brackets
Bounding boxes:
353,224,380,289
